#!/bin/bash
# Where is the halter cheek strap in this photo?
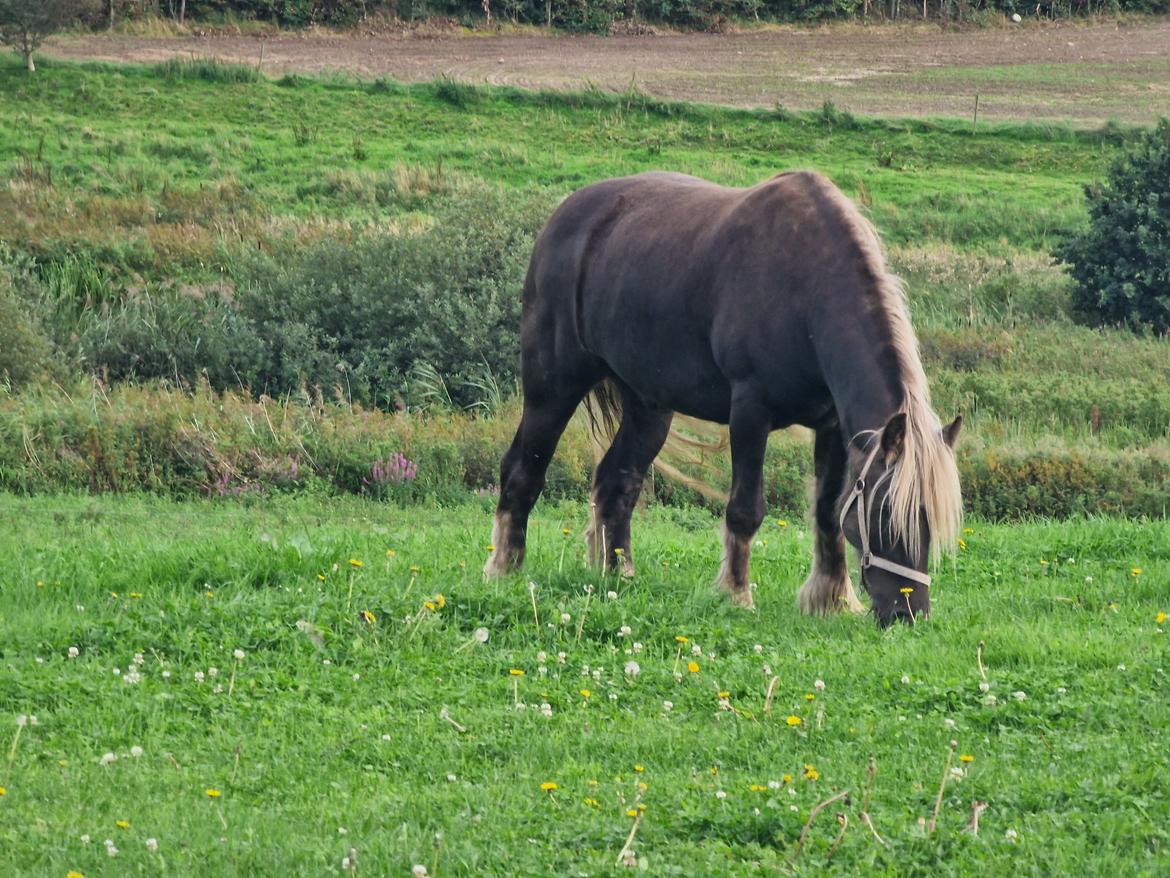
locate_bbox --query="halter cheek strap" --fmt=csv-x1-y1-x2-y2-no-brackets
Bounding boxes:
838,440,933,588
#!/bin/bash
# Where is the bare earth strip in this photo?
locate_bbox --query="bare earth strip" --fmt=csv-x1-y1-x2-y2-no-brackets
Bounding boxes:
48,20,1170,125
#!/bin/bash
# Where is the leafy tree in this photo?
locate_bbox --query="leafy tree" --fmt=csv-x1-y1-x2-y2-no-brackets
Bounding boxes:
1055,119,1170,334
0,0,83,72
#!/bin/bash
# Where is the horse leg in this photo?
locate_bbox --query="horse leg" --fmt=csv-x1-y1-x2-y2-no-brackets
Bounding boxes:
485,386,590,578
798,423,865,615
716,398,770,609
585,392,673,576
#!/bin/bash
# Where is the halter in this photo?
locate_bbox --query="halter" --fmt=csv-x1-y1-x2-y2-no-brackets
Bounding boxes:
838,436,932,589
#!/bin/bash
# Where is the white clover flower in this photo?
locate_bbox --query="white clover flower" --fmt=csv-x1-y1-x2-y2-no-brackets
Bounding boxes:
106,842,119,857
161,670,171,679
1117,664,1127,672
715,790,727,800
631,642,643,654
381,734,391,741
901,675,911,685
16,715,27,727
194,671,205,683
538,665,547,676
984,694,998,706
979,681,990,693
233,649,246,661
133,653,144,666
581,664,590,676
814,679,825,692
1056,687,1067,695
691,644,702,657
514,702,526,711
624,661,640,678
338,826,348,835
762,664,772,675
1005,829,1018,843
592,669,601,681
662,700,673,712
112,668,121,676
560,613,571,624
68,646,80,658
213,684,224,694
944,718,956,729
619,625,632,638
446,774,457,782
80,834,91,844
146,838,158,852
1012,690,1027,701
352,674,361,682
100,752,117,765
540,703,553,718
950,766,965,781
556,651,566,664
208,667,218,678
536,651,547,663
753,644,763,654
124,670,141,685
767,780,782,790
474,628,489,643
130,745,143,758
413,864,429,877
607,590,618,600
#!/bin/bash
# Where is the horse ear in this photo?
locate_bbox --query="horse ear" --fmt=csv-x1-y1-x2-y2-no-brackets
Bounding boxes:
942,415,963,449
880,412,907,463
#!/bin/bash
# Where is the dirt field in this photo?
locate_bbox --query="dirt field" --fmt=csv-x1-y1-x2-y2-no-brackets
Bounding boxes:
49,19,1170,125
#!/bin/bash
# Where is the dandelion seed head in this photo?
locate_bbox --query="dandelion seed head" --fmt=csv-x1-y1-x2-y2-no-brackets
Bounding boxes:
130,746,143,758
68,646,79,658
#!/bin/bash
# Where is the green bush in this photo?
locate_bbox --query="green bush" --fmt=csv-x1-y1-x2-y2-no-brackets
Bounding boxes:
235,186,552,409
1056,118,1170,334
0,254,53,386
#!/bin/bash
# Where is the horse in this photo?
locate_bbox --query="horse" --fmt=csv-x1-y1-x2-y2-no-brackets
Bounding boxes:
483,170,962,626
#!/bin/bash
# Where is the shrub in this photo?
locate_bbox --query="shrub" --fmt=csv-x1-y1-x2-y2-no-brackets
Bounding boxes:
0,254,54,386
235,185,554,409
1055,118,1170,334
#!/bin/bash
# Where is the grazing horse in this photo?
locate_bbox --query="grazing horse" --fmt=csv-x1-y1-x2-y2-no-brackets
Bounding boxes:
484,171,962,626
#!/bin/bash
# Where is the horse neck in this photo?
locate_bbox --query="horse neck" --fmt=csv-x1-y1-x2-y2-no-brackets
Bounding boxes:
811,294,909,440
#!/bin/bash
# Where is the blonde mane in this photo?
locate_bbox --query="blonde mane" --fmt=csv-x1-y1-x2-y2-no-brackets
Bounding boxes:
824,182,964,561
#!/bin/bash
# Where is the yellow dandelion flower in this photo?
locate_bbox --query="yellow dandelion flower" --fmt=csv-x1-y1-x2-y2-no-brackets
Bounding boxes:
423,601,436,611
749,784,767,792
626,808,637,818
434,593,446,609
717,690,730,699
634,764,644,773
782,774,793,784
584,797,600,808
687,661,700,674
509,669,526,676
67,872,84,878
675,635,689,644
317,574,326,582
0,786,6,795
637,803,646,813
958,538,967,551
348,559,363,568
540,782,558,792
613,547,624,556
129,592,143,599
36,580,44,588
959,754,974,764
710,766,718,775
963,527,974,535
1157,611,1167,625
579,689,592,698
776,519,788,527
562,528,571,536
386,548,396,558
409,565,421,574
803,766,820,781
110,592,118,598
205,591,214,598
804,693,815,701
115,820,130,829
486,544,496,552
360,610,376,625
899,587,913,595
1132,567,1143,577
1040,559,1048,566
588,779,599,786
205,788,222,798
786,715,801,726
637,782,647,792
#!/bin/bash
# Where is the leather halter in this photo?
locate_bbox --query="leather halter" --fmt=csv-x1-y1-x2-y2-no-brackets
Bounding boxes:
839,436,933,588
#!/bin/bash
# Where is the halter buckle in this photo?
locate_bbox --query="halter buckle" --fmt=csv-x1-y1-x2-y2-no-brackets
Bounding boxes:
860,552,873,568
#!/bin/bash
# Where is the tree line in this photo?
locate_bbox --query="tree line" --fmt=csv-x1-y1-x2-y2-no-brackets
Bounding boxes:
3,0,1165,47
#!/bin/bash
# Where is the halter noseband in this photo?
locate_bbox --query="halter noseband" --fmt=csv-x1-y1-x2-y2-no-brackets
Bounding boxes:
838,436,932,588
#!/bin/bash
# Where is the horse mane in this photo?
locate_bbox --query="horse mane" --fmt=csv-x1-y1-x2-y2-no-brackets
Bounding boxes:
820,180,963,561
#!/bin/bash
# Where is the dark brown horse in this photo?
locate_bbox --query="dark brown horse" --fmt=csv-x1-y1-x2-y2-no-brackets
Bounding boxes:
484,171,962,626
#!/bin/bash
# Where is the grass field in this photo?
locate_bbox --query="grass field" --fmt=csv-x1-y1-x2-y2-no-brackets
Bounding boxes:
1,494,1168,876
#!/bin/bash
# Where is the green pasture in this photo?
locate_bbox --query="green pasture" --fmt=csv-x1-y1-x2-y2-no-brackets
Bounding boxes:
1,495,1168,875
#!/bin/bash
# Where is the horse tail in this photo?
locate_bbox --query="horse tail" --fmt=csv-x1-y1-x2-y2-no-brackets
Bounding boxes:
583,378,729,505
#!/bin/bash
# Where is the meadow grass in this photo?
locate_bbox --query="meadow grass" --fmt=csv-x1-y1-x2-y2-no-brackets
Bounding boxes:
1,494,1168,875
